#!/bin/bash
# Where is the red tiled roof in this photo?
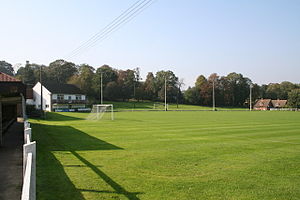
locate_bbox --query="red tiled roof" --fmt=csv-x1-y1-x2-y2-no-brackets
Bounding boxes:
271,100,287,108
254,99,288,109
254,99,272,108
0,72,21,82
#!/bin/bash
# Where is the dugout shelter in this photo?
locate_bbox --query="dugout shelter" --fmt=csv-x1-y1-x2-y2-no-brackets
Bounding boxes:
0,72,26,146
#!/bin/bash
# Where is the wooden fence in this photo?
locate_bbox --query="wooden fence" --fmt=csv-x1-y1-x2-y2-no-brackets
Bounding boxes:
21,121,36,200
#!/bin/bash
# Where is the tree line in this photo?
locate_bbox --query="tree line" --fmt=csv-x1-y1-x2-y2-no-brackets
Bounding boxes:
185,73,300,108
0,60,182,104
1,60,299,108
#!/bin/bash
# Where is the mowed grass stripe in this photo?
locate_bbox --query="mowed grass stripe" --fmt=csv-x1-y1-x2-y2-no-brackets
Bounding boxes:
75,120,300,135
80,122,300,134
70,113,300,132
101,123,300,137
90,125,300,147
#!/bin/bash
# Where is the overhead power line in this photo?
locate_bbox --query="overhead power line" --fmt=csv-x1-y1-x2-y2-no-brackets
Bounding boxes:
66,0,156,60
67,0,144,58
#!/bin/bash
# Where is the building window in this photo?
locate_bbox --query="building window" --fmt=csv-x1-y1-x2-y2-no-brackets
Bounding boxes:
46,105,49,108
57,94,64,100
68,96,72,100
76,95,82,100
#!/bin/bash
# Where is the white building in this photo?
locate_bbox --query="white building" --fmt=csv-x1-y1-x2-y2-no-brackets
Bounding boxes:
31,82,87,112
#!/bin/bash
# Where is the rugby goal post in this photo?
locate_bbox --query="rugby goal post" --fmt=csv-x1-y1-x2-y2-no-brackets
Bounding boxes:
87,104,114,120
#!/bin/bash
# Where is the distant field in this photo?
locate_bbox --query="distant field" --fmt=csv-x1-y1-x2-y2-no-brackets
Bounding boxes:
31,111,300,200
103,101,247,111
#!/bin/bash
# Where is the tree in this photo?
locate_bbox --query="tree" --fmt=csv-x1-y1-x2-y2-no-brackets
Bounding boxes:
260,84,268,98
199,81,212,106
251,83,261,102
225,72,251,106
265,83,281,99
135,82,146,101
93,65,118,101
264,81,297,100
0,61,14,76
155,70,179,102
176,78,184,108
104,81,121,100
16,64,35,84
117,69,136,101
144,72,156,100
95,65,118,86
280,81,297,99
16,62,48,85
288,89,300,108
133,67,141,98
190,72,253,107
194,75,208,105
219,76,231,106
132,67,143,103
195,75,207,89
68,64,95,98
184,87,200,105
48,59,78,84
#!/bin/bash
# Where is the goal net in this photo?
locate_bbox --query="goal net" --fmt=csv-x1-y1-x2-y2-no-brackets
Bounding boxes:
86,104,114,120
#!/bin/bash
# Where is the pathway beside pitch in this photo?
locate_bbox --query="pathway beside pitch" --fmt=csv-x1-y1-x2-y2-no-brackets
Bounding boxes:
0,122,23,200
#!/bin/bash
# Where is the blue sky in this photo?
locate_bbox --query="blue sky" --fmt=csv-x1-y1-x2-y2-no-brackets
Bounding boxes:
1,0,299,88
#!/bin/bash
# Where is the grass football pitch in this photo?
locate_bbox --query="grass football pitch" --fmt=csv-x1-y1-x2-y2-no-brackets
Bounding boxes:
31,111,300,200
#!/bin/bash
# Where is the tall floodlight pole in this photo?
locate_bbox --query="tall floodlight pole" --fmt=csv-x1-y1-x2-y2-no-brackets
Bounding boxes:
212,79,215,111
100,72,103,104
165,76,167,111
40,65,43,117
250,84,253,111
133,82,136,108
133,68,140,109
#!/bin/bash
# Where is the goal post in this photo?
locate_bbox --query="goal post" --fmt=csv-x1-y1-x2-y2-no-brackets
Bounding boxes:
86,104,114,120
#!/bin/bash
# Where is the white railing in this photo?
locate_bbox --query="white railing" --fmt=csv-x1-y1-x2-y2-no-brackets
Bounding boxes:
21,120,36,200
269,108,299,111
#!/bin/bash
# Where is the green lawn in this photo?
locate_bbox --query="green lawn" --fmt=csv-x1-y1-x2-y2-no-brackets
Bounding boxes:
103,101,247,111
31,111,300,200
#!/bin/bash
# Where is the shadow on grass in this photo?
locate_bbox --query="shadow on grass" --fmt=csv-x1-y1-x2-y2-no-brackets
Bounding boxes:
37,149,85,200
34,124,122,151
33,123,142,200
72,151,142,200
43,112,83,121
